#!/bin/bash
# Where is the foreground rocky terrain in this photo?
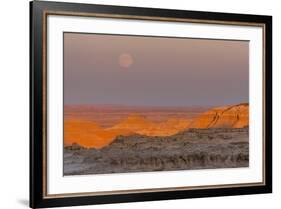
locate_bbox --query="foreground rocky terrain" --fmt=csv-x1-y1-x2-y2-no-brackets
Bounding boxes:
64,127,249,175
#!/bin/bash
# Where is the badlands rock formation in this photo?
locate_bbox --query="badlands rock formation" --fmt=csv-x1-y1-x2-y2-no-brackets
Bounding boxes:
64,103,249,148
110,115,191,136
189,103,248,129
64,119,131,148
64,128,249,175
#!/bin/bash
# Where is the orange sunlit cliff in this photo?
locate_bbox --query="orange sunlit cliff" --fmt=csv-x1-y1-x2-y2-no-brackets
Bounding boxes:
64,103,249,148
189,103,249,128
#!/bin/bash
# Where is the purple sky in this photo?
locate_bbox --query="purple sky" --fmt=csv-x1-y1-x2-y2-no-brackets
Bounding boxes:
64,33,249,107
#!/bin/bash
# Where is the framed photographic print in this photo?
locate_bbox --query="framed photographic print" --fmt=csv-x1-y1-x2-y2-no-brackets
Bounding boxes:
30,1,272,208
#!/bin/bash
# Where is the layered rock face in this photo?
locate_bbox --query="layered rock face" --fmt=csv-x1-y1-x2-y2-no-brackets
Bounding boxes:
189,103,248,129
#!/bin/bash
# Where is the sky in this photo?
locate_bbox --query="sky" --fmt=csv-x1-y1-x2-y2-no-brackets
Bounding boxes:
64,32,249,107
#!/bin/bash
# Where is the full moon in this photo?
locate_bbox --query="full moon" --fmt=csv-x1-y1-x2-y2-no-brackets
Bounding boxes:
118,53,134,68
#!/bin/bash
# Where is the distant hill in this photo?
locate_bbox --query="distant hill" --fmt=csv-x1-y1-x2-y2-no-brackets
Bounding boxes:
109,114,191,136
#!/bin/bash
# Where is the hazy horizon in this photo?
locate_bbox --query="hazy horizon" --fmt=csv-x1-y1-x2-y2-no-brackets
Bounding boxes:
64,33,249,107
63,102,248,108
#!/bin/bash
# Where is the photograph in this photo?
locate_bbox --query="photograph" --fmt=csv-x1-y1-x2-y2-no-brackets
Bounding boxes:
29,1,272,207
63,33,250,175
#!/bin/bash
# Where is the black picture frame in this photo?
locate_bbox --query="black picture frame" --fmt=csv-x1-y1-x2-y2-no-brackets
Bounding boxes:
30,1,272,208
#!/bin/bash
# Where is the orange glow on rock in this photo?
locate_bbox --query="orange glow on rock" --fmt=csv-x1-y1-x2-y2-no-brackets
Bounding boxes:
64,103,249,149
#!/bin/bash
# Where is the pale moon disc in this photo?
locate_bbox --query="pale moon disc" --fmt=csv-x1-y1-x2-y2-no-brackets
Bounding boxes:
119,53,134,68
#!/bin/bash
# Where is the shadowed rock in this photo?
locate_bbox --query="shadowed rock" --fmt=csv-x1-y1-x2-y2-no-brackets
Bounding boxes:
64,128,249,175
